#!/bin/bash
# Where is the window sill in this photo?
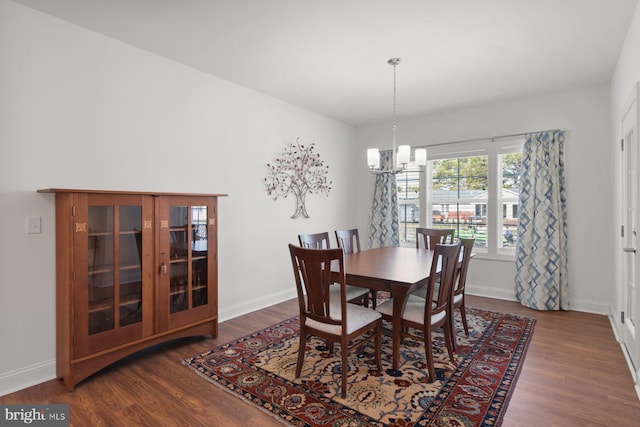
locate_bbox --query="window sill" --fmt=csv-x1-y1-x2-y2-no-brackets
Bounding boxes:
471,253,516,263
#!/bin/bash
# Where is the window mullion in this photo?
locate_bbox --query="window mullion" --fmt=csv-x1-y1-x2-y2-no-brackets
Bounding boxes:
487,146,499,254
420,163,428,228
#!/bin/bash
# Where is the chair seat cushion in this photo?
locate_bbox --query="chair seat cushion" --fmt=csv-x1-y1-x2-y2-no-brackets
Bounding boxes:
453,293,463,305
330,284,369,301
375,299,394,317
376,295,446,325
306,302,381,335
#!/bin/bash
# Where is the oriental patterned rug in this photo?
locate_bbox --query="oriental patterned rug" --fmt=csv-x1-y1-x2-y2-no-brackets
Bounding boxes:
182,307,535,426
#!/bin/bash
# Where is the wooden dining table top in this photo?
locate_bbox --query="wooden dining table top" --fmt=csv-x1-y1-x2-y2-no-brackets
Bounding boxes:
340,246,439,292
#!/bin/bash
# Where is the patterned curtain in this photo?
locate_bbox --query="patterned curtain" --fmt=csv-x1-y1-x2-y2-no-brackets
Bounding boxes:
515,130,568,310
368,150,399,248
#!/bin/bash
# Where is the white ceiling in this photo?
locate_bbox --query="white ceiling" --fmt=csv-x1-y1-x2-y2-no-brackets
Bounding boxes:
13,0,640,126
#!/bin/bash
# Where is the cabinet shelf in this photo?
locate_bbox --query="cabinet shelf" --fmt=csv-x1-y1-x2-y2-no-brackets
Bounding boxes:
90,262,142,271
88,294,142,313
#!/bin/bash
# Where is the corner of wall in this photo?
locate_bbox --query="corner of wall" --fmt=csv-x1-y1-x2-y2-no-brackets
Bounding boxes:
0,360,56,397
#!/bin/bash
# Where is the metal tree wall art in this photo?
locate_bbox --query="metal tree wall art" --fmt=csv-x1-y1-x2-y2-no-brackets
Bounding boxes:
265,138,332,219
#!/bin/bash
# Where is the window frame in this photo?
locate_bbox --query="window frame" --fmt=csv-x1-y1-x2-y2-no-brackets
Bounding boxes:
396,164,423,245
422,138,524,260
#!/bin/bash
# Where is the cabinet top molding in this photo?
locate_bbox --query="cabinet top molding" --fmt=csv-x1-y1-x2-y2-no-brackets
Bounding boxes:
38,188,228,197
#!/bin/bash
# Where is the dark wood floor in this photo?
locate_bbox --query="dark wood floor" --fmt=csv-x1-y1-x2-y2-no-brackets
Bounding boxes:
2,296,640,426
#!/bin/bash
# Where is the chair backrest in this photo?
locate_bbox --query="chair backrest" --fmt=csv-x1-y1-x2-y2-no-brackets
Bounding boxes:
454,238,475,296
425,242,462,318
288,244,344,328
298,232,331,249
335,228,361,254
416,228,455,250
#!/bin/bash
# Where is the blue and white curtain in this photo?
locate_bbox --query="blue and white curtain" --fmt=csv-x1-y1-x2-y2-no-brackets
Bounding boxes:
515,130,569,310
368,150,399,248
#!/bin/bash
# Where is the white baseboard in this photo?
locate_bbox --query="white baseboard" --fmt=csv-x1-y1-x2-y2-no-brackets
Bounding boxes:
467,284,611,315
608,305,640,402
568,298,610,315
0,359,56,397
219,288,297,323
617,327,640,402
466,284,517,302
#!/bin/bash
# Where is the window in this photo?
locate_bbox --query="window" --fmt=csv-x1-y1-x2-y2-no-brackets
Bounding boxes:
398,138,523,257
430,153,490,247
397,165,422,244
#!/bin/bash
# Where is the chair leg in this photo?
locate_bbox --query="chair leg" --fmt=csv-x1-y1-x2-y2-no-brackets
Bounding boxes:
295,333,307,378
442,320,455,363
449,310,457,351
375,323,382,372
459,302,469,335
370,290,377,309
341,337,348,398
424,325,436,382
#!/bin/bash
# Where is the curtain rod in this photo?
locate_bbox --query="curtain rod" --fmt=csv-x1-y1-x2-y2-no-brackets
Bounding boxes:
412,128,563,150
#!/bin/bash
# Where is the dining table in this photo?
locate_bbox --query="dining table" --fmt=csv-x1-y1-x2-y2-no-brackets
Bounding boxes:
335,246,447,372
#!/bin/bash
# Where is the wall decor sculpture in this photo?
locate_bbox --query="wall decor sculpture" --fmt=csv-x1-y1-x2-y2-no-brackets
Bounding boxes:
265,138,332,219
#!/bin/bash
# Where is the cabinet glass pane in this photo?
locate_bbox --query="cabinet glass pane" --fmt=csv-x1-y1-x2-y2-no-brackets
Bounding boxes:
88,206,114,335
170,206,189,313
119,206,142,327
192,206,208,308
168,205,208,313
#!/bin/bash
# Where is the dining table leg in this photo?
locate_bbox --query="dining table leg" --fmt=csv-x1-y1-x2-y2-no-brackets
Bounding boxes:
391,291,410,372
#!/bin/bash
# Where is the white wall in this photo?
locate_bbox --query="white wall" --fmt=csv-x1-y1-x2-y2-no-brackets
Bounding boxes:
0,0,356,395
355,83,612,312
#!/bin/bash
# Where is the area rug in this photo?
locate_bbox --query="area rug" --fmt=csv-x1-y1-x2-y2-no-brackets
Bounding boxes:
182,307,535,426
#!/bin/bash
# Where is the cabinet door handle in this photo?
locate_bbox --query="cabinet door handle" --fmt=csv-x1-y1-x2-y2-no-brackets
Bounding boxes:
624,247,637,253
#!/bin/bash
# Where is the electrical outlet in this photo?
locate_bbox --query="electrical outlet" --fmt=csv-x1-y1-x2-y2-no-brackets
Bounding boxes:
27,216,41,234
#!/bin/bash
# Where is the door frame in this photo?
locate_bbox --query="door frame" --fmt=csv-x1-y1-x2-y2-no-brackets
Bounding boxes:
620,82,640,397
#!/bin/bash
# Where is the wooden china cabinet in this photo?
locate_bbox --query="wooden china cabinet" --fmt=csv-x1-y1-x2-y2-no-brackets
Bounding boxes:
39,189,225,391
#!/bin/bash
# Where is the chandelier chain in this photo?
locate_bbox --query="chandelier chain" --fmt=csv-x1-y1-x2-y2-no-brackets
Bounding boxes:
392,59,397,147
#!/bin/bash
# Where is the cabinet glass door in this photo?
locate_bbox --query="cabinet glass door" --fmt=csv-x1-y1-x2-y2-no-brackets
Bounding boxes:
168,205,208,314
87,204,143,335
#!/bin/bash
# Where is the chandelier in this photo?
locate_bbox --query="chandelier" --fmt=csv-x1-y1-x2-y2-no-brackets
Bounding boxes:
367,58,426,174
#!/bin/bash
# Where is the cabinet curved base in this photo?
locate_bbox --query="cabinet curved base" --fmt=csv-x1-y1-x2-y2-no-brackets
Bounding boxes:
59,317,217,391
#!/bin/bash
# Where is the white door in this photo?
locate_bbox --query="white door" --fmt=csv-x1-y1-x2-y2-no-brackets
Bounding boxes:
621,83,640,382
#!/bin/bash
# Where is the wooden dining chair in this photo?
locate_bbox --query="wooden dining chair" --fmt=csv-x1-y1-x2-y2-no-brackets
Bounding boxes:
411,237,475,350
416,228,455,250
375,242,461,382
335,228,377,308
335,228,361,254
411,227,455,299
450,238,475,345
298,231,331,249
288,244,382,398
298,232,370,306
